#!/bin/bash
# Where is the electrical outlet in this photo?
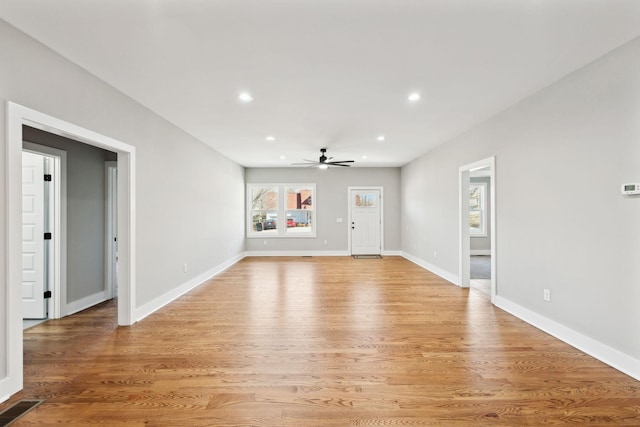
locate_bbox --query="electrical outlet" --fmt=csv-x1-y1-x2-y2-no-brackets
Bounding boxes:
543,289,551,302
263,240,267,245
324,240,328,245
433,250,437,258
183,264,188,273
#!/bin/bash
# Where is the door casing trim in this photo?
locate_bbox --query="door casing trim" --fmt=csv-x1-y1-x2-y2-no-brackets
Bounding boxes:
4,101,136,401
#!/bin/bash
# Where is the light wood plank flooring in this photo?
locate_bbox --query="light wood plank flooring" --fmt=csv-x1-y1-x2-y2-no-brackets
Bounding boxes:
4,256,640,425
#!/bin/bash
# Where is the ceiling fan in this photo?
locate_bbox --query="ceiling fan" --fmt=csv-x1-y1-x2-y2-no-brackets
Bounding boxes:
292,148,355,169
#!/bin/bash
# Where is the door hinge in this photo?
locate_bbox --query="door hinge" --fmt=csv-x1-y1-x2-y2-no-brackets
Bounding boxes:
44,174,52,182
44,232,52,240
43,290,52,299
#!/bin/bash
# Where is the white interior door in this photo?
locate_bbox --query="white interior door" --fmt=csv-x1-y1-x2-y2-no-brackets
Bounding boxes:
22,151,47,319
350,188,381,255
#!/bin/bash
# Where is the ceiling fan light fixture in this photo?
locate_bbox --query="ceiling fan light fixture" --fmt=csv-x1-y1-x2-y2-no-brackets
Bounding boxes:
318,164,329,170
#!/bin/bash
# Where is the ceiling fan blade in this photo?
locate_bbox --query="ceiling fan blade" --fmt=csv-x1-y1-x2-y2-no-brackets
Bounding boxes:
294,149,356,168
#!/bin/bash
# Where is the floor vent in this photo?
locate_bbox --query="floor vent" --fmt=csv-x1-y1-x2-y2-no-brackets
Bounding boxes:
0,400,44,426
352,255,383,259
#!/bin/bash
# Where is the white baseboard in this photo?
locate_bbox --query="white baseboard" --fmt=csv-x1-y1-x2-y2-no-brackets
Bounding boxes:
134,253,246,322
246,250,350,257
470,249,491,256
494,295,640,382
246,250,403,257
63,290,110,317
382,250,403,256
401,252,460,286
0,377,12,404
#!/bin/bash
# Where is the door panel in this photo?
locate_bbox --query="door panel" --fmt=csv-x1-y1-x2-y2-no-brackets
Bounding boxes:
22,151,47,319
350,189,381,255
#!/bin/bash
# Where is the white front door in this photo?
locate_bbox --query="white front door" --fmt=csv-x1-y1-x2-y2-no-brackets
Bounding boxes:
350,188,381,255
22,151,47,319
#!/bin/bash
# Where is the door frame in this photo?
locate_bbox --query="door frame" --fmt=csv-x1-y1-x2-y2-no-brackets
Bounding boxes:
459,156,496,302
22,142,67,320
5,102,137,399
105,161,118,299
347,186,384,255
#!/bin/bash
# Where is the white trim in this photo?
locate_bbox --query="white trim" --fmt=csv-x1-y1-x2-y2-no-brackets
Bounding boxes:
0,378,12,404
22,142,67,320
347,186,384,255
381,250,402,256
4,102,136,402
470,250,491,256
135,253,246,322
494,295,640,381
245,250,402,257
246,250,350,257
105,161,118,300
402,252,460,286
63,290,110,317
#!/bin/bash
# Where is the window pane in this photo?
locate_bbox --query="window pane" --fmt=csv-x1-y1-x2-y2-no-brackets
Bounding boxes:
355,193,377,207
252,211,278,232
286,187,313,209
469,211,481,232
286,211,313,234
252,186,278,210
469,186,481,210
248,183,316,238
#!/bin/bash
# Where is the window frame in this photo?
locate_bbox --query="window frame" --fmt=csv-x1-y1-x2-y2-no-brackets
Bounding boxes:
469,182,487,237
247,183,317,238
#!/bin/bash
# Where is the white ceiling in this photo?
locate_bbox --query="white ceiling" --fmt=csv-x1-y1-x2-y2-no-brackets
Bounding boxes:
2,1,640,167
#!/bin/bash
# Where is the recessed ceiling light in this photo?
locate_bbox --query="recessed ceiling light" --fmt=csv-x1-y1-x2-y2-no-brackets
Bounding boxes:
238,91,253,103
408,92,421,102
362,155,368,159
266,135,276,141
376,135,385,142
280,155,286,160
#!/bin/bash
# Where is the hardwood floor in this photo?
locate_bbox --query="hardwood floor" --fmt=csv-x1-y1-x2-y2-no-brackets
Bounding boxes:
4,256,640,425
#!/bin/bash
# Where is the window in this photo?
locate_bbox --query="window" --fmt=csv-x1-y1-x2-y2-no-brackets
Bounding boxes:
469,183,486,236
248,183,316,237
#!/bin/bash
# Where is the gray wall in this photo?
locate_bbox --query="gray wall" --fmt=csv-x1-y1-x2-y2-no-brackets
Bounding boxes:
401,37,640,361
246,167,401,253
470,176,491,252
24,127,110,303
0,20,246,382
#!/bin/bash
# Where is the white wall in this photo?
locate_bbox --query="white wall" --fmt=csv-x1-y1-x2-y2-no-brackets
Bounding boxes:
402,36,640,374
246,167,401,254
0,20,246,399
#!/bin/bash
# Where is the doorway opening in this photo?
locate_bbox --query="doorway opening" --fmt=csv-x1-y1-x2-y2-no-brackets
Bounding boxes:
5,102,136,400
459,157,496,302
